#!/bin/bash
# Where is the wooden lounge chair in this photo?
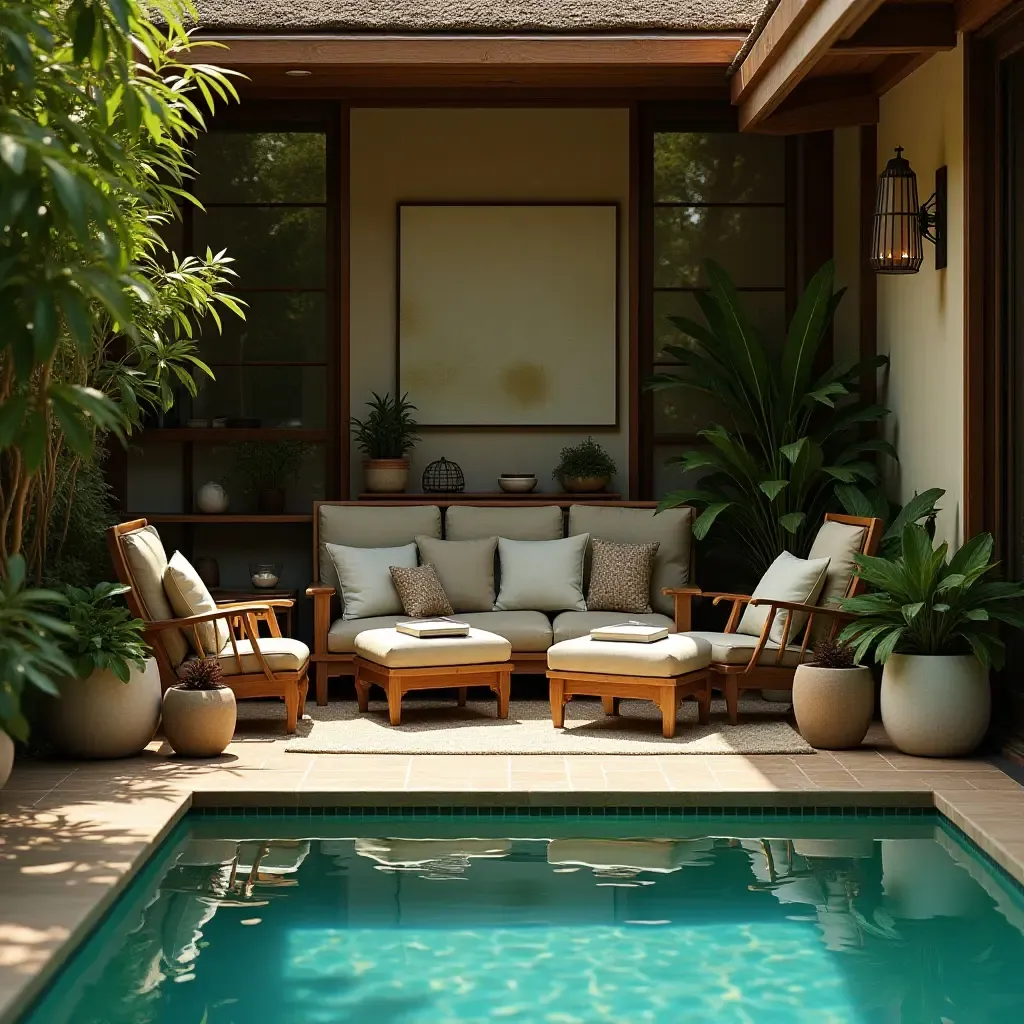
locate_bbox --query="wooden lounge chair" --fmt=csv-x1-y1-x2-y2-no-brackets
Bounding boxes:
664,513,883,724
107,519,309,733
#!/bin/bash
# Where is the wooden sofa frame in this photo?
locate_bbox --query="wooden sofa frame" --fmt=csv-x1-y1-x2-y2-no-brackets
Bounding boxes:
663,513,884,725
306,500,696,706
108,519,309,733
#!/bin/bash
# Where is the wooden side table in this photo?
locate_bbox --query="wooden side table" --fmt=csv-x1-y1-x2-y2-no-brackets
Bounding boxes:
211,588,298,637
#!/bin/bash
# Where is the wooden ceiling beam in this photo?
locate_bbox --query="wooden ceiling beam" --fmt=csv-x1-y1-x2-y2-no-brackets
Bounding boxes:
833,3,957,53
733,0,887,131
870,49,936,92
955,0,1016,32
752,74,879,133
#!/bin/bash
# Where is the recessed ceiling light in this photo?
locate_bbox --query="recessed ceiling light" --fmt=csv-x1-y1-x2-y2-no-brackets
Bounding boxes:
285,69,312,77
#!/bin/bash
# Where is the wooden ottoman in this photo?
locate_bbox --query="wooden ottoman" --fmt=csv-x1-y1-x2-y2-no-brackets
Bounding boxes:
353,627,513,726
546,634,713,739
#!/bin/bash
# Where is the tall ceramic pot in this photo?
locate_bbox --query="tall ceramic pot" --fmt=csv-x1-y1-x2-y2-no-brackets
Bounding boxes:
46,657,162,759
881,653,990,757
793,664,874,749
363,458,409,493
0,729,13,790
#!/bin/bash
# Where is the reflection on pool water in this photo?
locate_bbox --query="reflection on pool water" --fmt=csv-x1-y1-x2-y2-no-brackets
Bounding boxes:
23,814,1024,1024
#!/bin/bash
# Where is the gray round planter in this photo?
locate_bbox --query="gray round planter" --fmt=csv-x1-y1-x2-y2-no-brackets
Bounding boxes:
162,686,237,758
793,663,874,750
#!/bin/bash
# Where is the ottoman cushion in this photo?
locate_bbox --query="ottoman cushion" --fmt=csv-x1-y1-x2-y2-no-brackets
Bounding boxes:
547,634,711,678
354,626,512,670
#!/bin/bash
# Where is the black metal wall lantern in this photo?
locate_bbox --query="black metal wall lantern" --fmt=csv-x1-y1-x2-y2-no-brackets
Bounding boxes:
870,147,947,274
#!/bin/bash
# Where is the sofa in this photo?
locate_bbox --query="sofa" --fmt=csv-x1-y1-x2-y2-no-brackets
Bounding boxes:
307,501,695,705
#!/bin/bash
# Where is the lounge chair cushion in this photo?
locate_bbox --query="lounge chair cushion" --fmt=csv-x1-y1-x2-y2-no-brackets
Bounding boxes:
568,504,694,616
327,541,418,620
120,526,188,667
164,551,231,656
683,630,809,668
444,504,563,542
415,534,497,612
494,535,589,612
354,626,512,669
318,504,441,593
547,633,711,678
206,637,309,676
551,611,674,645
737,551,831,644
806,520,868,642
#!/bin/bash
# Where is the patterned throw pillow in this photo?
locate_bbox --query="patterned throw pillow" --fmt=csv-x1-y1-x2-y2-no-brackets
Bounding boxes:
390,563,454,618
586,538,660,614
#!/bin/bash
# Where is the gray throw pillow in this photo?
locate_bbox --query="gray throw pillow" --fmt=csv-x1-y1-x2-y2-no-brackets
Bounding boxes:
586,538,660,614
415,534,497,612
326,542,418,620
494,534,589,613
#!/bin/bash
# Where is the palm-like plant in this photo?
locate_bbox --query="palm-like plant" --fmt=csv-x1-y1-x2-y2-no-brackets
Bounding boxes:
839,524,1024,670
649,258,893,576
351,392,419,460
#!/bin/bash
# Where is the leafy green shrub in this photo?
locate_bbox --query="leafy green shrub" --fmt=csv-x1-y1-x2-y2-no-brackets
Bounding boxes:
839,525,1024,670
61,582,149,682
553,437,618,482
230,440,311,495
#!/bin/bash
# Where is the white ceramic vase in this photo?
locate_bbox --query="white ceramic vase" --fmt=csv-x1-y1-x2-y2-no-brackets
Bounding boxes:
0,729,13,790
196,481,229,514
162,686,236,758
793,664,874,749
46,657,162,759
881,653,990,757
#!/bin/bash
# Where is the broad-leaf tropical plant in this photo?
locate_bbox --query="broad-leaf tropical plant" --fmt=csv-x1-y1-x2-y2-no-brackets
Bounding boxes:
649,258,893,577
838,524,1024,670
60,581,149,683
0,554,72,741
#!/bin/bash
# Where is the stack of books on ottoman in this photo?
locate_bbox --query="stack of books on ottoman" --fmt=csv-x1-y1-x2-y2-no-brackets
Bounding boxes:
589,622,669,643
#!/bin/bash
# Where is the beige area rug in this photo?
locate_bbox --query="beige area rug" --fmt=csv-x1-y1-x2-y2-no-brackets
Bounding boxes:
234,697,814,755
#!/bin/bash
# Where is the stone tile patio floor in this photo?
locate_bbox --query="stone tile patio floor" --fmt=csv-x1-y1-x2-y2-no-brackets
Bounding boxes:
2,717,1024,1023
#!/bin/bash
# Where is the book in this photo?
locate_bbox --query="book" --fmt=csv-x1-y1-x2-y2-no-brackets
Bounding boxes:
589,622,670,643
396,618,471,639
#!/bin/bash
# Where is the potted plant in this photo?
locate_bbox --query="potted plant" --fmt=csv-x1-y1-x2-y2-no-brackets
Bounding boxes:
162,658,236,758
840,524,1024,757
45,582,161,760
0,556,73,788
792,636,874,750
351,392,419,493
230,440,311,514
553,437,617,493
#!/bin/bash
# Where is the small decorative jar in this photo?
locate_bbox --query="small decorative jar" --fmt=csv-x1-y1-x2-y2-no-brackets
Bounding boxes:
196,481,229,514
250,563,283,589
422,457,465,493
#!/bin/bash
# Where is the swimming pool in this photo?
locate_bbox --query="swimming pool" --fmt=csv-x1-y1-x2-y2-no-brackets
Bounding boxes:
22,812,1024,1023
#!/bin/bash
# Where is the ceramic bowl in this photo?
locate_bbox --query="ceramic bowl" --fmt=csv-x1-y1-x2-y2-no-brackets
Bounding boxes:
498,474,538,493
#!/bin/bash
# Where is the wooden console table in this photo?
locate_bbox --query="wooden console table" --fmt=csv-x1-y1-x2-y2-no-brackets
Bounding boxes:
212,588,298,637
357,492,624,505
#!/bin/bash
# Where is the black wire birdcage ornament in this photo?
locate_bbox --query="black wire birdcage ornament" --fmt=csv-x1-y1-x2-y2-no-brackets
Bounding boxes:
870,147,946,275
422,457,465,493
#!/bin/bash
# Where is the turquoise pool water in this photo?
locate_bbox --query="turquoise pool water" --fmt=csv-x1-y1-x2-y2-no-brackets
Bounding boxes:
23,813,1024,1024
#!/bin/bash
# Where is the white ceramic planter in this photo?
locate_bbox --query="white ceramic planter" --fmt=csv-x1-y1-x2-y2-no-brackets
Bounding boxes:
0,730,13,790
793,664,874,749
46,657,162,759
881,653,990,757
162,686,236,758
363,459,410,493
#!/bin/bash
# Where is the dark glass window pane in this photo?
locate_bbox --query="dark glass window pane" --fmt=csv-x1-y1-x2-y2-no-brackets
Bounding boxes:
198,292,327,364
654,442,714,500
194,208,326,289
654,290,788,361
190,367,327,428
654,133,786,204
654,206,786,289
193,132,326,204
652,366,730,437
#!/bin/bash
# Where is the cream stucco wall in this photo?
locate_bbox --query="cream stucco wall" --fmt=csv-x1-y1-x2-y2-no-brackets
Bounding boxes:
877,43,965,546
348,108,630,495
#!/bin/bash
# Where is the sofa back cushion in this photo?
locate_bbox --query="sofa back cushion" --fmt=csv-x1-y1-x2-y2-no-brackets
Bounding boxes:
444,505,563,542
416,535,497,612
326,542,419,620
494,535,589,613
567,505,694,616
317,504,442,592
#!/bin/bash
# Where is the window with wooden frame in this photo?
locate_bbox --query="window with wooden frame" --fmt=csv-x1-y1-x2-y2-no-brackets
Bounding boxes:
639,111,794,498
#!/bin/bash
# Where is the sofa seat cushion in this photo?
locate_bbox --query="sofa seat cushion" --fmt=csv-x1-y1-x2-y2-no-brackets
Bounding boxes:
552,611,675,645
547,634,711,678
354,627,512,669
206,637,309,676
328,615,405,653
458,611,553,652
683,631,808,668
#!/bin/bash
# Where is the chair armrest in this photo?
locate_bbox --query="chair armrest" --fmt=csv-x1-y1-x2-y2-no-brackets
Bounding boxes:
306,583,336,656
748,598,851,619
216,598,295,610
147,603,274,631
704,591,755,604
662,587,702,633
739,601,854,674
662,587,702,597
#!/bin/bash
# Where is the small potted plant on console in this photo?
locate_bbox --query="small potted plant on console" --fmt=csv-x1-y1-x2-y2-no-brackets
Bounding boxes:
553,437,617,493
351,392,419,493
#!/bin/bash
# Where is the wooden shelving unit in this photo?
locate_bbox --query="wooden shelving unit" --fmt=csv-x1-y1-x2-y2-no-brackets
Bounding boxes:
142,514,313,524
141,428,328,443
